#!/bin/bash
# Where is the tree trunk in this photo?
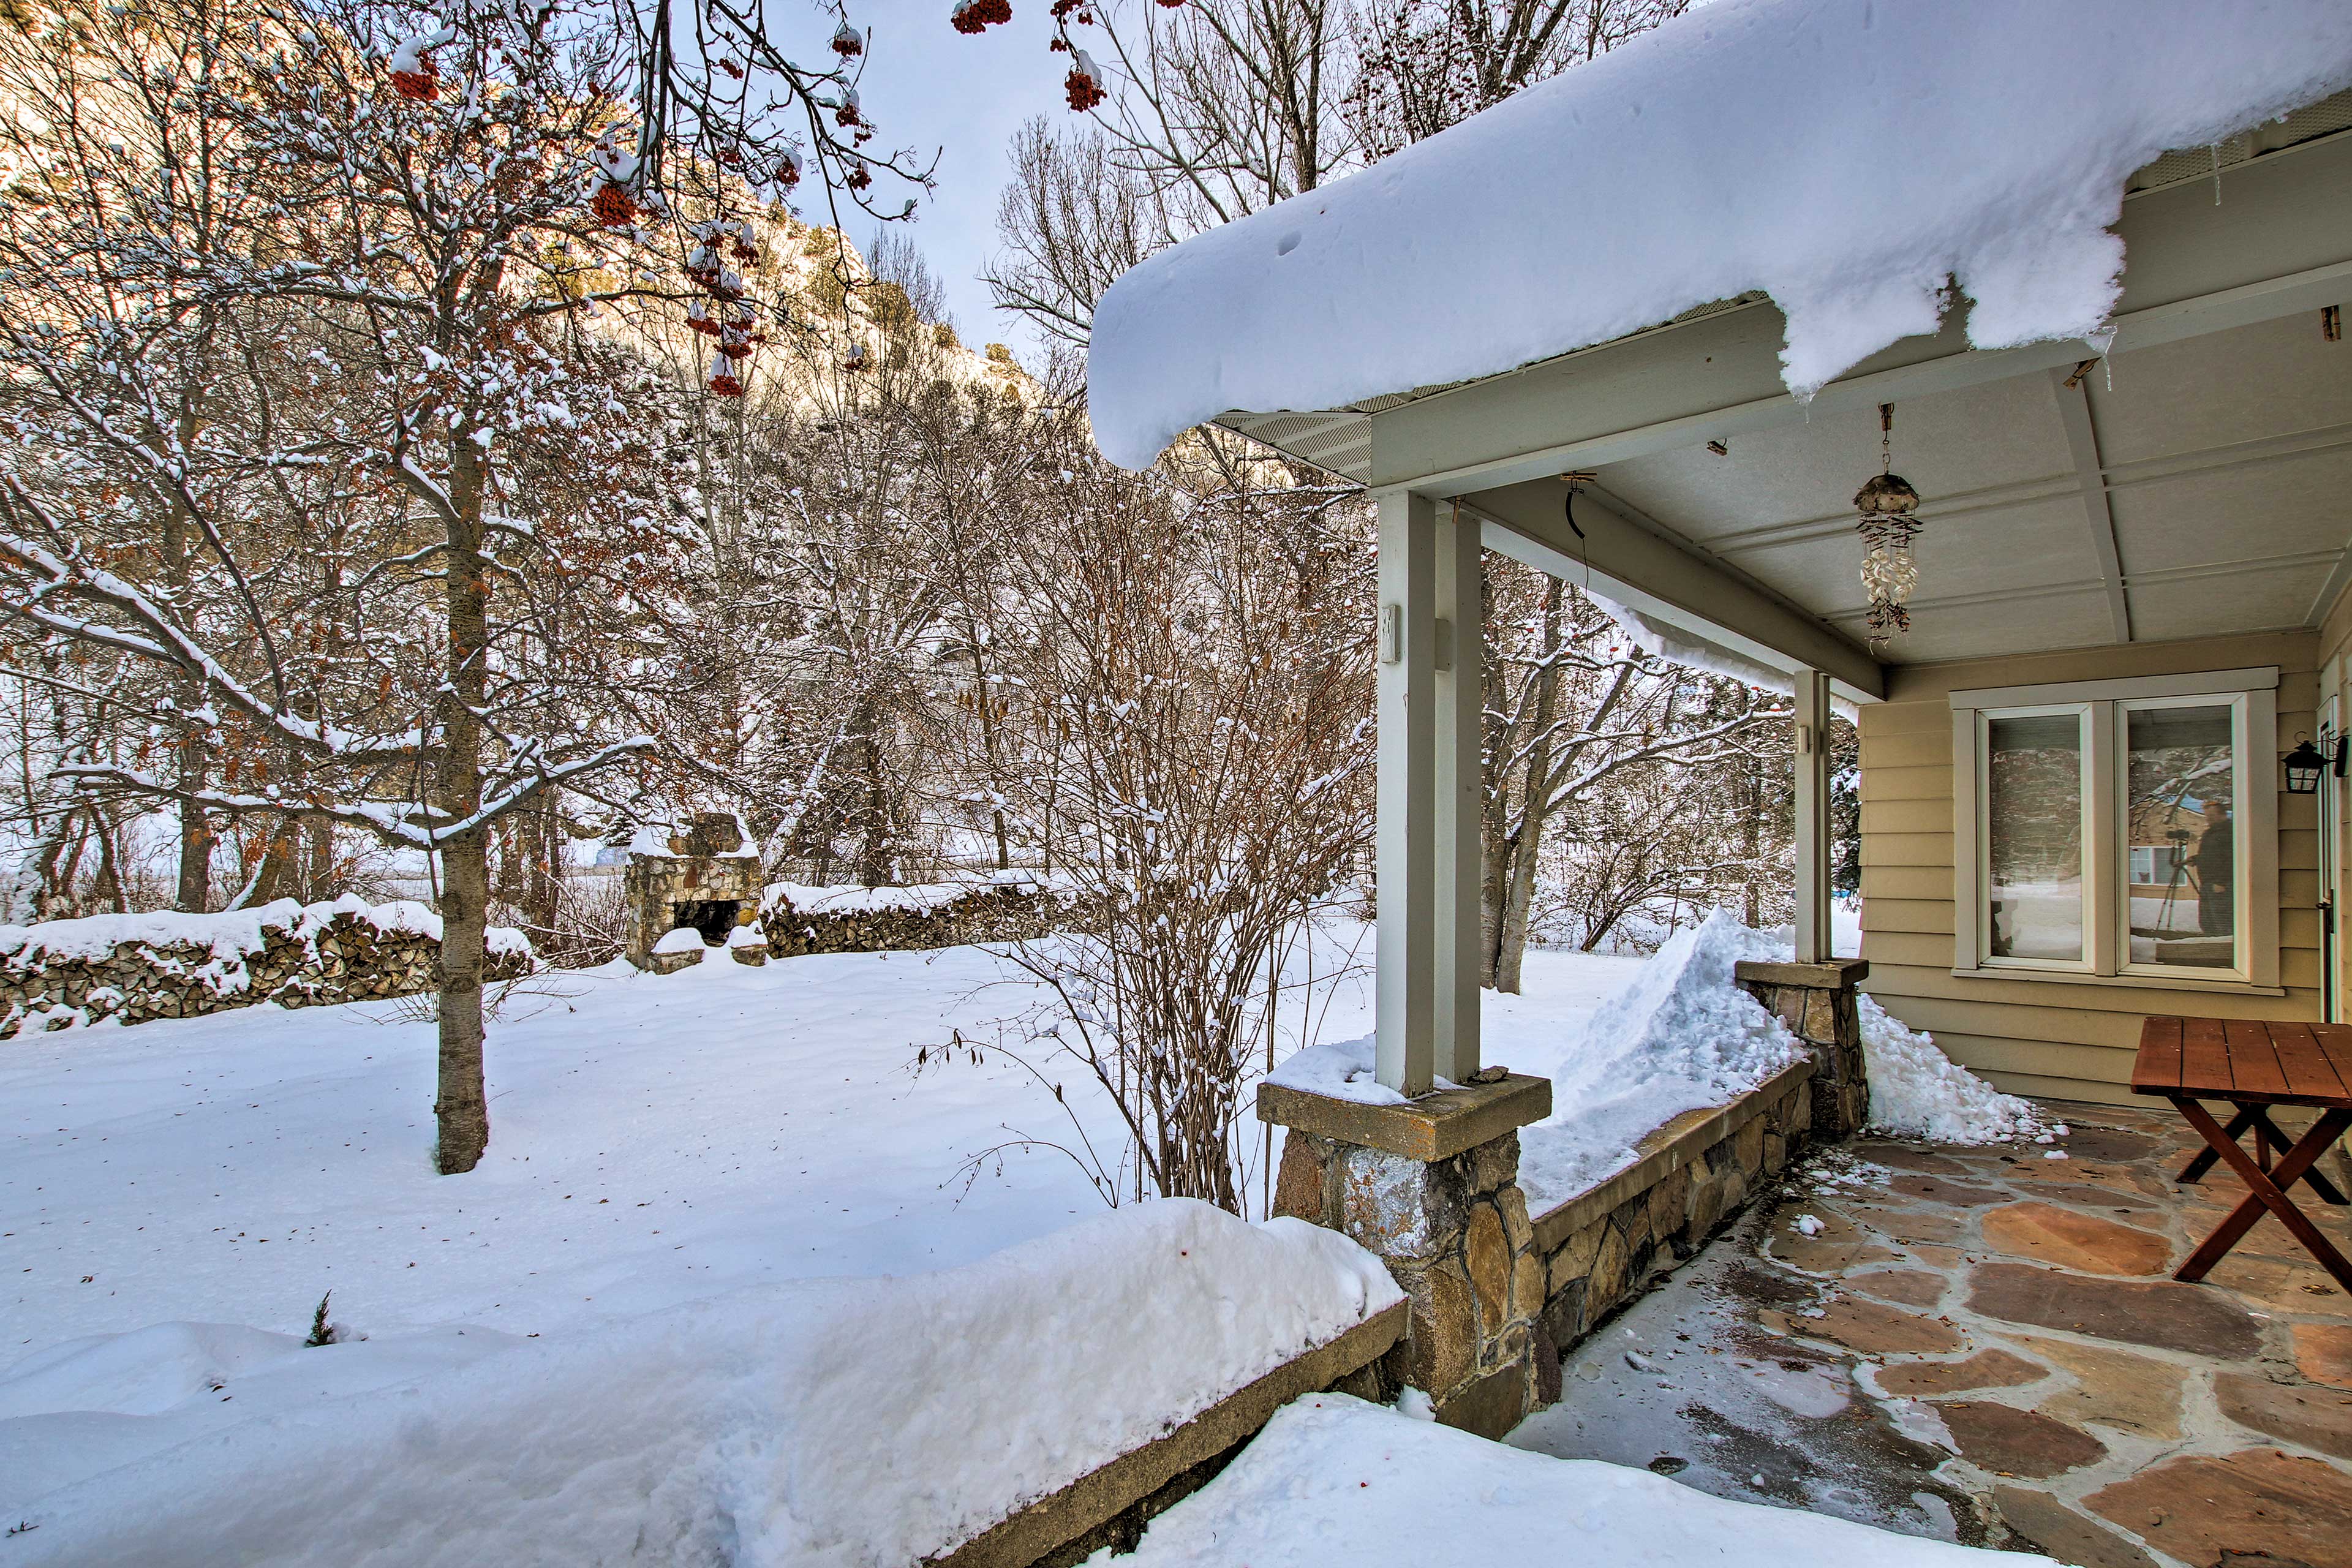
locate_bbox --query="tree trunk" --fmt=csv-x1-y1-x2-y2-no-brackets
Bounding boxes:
434,408,492,1177
306,815,336,901
1491,579,1564,994
165,500,213,912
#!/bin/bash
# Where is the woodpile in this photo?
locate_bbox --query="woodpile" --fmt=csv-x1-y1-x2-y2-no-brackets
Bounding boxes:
759,880,1086,959
0,899,533,1039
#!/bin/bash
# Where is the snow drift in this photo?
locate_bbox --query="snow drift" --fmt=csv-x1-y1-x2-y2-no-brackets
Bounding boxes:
0,1201,1400,1568
1859,990,2051,1144
1112,1393,2039,1567
1275,912,1805,1207
1087,0,2352,469
1512,911,1805,1206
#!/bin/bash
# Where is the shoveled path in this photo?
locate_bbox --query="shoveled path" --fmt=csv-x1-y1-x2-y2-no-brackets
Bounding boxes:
1510,1104,2352,1568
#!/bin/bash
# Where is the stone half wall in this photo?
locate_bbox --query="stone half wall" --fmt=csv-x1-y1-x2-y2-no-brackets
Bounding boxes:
1530,1060,1814,1353
0,898,533,1039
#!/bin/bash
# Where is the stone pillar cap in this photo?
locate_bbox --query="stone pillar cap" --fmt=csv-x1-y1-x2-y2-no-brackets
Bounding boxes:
1257,1074,1552,1163
1733,957,1868,989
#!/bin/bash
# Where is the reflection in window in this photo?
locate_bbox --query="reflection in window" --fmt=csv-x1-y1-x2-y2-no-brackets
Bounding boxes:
1986,714,2084,962
2127,704,2234,968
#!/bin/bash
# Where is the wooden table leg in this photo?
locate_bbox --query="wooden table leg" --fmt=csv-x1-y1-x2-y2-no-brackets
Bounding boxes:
2176,1102,2348,1203
2243,1106,2350,1204
2171,1099,2352,1294
2177,1103,2258,1183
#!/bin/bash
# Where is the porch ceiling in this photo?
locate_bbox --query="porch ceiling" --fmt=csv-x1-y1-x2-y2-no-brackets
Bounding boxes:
1592,308,2352,666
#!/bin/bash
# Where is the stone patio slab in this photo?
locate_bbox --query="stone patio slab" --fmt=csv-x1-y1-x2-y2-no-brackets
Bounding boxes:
1980,1202,2172,1276
1990,1486,2158,1568
2086,1450,2352,1568
2296,1322,2352,1389
2012,1336,2185,1441
2216,1372,2352,1460
1936,1400,2109,1479
1871,1348,2046,1398
1966,1262,2263,1357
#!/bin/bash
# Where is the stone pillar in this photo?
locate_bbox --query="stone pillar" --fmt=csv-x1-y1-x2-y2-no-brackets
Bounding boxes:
1733,957,1870,1139
1260,1073,1555,1439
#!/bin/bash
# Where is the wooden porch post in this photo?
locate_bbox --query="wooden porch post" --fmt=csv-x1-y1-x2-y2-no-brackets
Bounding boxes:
1376,490,1437,1095
1434,504,1483,1083
1793,666,1833,964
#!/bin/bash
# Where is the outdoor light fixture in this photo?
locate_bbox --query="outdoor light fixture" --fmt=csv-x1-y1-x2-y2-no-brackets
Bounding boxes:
2283,733,2340,794
1855,402,1924,651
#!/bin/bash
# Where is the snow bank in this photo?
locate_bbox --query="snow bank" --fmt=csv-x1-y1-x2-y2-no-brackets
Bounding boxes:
1513,912,1805,1208
1087,0,2352,469
2,1202,1400,1567
1112,1393,2038,1566
1272,914,1800,1208
1859,991,2051,1145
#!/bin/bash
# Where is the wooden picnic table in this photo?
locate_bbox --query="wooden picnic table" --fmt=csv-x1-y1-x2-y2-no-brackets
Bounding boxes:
2132,1015,2352,1293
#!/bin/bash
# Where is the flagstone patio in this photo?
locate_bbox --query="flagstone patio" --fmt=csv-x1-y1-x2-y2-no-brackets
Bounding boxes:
1509,1104,2352,1568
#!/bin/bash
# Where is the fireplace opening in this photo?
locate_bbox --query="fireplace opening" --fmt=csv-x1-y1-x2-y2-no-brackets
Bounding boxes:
671,899,742,946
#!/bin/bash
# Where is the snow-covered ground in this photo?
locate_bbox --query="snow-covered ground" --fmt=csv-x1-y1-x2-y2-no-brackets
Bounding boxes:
3,946,1131,1357
2,929,1635,1361
0,906,2057,1562
1109,1393,2036,1567
2,1203,1400,1566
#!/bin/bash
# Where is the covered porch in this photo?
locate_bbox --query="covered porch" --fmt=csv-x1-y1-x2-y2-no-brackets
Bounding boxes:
1219,89,2352,1112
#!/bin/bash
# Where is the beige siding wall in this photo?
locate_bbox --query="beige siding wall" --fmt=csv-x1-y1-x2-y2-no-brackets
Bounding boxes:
1858,630,2321,1107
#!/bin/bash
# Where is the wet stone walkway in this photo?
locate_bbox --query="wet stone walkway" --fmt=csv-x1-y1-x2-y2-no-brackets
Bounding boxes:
1509,1104,2352,1568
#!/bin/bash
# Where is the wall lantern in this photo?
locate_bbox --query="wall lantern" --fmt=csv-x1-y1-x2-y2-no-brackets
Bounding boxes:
2282,734,2335,795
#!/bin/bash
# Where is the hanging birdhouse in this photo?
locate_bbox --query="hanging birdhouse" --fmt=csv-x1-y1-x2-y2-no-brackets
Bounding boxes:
1854,402,1925,651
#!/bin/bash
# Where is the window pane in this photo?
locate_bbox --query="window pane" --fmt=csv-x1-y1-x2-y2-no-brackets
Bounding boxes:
1986,714,2084,961
2127,704,2236,968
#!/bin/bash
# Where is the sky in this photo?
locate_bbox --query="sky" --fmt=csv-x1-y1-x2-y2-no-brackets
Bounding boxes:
837,0,1077,346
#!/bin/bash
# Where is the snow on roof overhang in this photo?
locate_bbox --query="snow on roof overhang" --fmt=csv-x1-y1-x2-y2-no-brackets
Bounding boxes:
1085,0,2352,473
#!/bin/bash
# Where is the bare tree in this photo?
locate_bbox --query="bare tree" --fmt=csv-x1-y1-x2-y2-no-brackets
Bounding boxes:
1480,557,1784,988
979,421,1373,1210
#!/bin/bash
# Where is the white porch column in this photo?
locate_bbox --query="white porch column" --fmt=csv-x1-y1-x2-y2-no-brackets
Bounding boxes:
1792,666,1833,964
1434,504,1483,1082
1376,491,1437,1095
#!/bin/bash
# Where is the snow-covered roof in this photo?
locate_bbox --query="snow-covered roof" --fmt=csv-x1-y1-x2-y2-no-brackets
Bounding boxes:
1087,0,2352,472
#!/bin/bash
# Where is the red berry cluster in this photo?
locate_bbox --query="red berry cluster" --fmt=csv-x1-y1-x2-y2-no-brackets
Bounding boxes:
951,0,1011,33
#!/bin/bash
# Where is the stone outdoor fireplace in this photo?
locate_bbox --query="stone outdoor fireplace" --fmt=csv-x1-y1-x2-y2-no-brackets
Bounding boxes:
623,812,764,973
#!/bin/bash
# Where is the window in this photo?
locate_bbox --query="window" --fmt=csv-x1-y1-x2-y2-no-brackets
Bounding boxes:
1952,669,2278,989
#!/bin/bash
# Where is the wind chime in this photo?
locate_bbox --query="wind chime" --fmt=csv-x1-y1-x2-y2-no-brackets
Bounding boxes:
1854,402,1924,650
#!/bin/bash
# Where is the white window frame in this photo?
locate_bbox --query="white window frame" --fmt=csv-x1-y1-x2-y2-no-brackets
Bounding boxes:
1951,667,2279,993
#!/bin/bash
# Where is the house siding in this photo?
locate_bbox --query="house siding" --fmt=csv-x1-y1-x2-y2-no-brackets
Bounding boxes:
1857,630,2321,1107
